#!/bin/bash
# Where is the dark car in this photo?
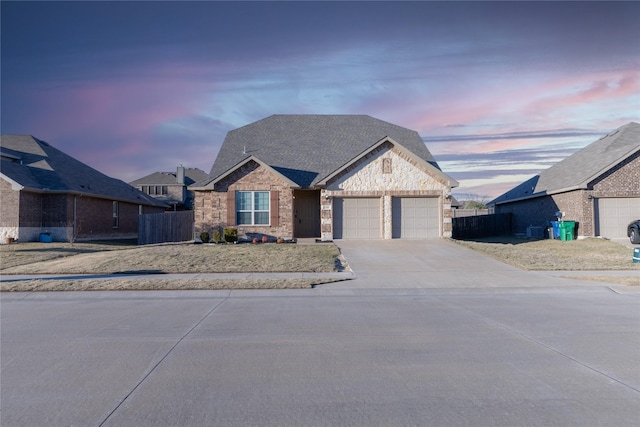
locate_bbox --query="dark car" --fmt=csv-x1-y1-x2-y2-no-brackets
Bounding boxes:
628,219,640,244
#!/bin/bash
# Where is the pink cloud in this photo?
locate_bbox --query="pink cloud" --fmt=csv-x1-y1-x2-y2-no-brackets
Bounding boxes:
407,68,638,146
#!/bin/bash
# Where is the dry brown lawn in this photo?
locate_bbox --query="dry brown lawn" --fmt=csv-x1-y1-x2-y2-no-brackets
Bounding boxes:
452,237,639,286
452,237,638,270
1,241,340,274
1,241,344,291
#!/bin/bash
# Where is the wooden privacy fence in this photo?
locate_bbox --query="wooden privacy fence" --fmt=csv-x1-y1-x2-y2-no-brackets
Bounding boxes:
452,213,513,239
138,211,194,245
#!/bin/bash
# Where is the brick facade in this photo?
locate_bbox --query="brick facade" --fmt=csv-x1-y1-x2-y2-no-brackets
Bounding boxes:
194,144,454,241
0,181,165,242
194,160,295,241
496,152,640,238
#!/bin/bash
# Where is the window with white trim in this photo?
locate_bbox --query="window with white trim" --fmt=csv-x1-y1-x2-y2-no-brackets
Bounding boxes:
236,191,270,225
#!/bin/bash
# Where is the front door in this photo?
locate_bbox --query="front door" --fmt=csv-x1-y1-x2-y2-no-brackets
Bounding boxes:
294,190,321,238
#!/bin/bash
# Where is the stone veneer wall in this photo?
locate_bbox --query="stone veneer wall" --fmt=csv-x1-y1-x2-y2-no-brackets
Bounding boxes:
322,143,453,240
193,161,294,241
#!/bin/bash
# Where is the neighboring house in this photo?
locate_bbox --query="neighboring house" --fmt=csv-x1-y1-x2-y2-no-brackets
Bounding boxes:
451,199,489,218
0,135,168,243
190,115,458,241
489,122,640,239
130,166,210,210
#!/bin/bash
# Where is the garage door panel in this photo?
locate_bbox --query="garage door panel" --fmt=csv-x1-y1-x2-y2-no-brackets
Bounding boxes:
334,198,380,239
392,197,439,239
596,198,640,238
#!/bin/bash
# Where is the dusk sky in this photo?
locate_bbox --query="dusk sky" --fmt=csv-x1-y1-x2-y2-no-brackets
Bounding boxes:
2,1,639,199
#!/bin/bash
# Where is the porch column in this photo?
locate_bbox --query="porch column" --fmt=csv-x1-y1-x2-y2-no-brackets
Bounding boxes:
383,195,392,239
320,190,333,241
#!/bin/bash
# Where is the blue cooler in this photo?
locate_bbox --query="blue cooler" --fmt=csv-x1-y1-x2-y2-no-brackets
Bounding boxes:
634,248,640,264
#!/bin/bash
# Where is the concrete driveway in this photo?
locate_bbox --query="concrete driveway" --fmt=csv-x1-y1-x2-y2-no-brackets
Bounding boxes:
325,239,601,289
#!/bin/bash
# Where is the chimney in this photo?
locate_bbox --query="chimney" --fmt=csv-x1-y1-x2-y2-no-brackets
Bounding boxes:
177,165,185,184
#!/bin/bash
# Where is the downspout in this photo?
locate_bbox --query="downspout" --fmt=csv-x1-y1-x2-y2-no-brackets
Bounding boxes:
73,195,77,241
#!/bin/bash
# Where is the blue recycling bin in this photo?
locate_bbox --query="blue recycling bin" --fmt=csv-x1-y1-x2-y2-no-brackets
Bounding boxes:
551,221,560,239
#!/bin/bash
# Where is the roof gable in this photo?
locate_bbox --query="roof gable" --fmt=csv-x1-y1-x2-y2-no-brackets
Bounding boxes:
207,115,449,188
0,135,167,207
194,156,300,190
318,136,458,188
491,122,640,204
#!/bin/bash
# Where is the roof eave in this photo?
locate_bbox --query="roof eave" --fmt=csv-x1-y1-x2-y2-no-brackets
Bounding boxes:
1,173,25,191
9,185,169,208
492,185,589,206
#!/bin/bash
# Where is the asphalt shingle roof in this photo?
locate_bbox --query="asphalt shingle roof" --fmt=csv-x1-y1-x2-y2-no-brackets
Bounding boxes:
130,168,210,186
1,135,167,207
491,122,640,204
206,115,442,188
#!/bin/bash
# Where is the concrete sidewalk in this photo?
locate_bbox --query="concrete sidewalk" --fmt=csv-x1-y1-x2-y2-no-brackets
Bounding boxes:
0,271,356,282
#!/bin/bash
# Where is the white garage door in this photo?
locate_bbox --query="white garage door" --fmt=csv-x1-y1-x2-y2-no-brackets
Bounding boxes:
333,198,381,239
392,197,440,238
595,198,640,238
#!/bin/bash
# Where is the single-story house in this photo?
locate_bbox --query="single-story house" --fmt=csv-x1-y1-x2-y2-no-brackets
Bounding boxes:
1,135,168,242
130,166,210,210
190,115,458,241
489,122,640,239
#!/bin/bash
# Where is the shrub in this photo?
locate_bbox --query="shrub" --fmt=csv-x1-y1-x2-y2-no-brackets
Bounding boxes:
199,232,210,243
212,231,221,243
223,227,238,243
262,235,268,243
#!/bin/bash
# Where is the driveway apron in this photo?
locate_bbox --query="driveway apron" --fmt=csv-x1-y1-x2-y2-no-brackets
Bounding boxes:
326,239,600,289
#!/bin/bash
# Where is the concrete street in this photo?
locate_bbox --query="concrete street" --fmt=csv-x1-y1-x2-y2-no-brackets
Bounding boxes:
2,240,639,426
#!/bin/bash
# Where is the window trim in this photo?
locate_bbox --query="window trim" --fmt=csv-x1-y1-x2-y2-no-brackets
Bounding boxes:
236,191,270,226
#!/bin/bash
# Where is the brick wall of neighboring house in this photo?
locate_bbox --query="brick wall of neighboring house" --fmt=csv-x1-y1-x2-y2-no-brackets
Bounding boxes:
194,161,295,241
323,144,453,239
589,152,640,196
75,196,152,240
495,152,640,237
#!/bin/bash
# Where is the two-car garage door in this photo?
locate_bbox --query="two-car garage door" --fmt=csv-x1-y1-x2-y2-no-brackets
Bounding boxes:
333,197,439,239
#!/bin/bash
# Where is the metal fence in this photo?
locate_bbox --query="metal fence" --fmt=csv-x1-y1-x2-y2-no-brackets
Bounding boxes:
452,213,513,239
138,211,194,245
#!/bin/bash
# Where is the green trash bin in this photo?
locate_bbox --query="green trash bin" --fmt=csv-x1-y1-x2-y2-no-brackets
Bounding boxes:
559,221,575,241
